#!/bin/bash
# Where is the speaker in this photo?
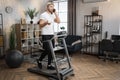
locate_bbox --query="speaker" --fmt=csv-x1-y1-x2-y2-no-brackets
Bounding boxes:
104,31,108,39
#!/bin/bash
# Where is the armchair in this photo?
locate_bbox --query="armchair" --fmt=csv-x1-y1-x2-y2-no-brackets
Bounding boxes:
65,35,82,54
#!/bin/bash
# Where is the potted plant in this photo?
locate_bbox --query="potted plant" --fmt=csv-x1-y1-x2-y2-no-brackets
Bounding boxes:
60,26,65,31
25,8,39,24
5,25,24,68
9,25,16,50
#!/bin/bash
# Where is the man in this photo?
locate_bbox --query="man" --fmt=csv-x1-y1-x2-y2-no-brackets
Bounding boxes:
37,2,60,70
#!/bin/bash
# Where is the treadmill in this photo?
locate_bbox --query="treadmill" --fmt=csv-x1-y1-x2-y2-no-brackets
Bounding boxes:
27,34,74,80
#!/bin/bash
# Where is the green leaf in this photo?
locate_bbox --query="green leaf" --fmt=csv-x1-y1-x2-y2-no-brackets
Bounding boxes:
25,8,38,20
9,25,16,50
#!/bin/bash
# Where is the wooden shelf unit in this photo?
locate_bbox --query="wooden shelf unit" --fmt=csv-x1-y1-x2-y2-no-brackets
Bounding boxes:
0,13,4,58
15,24,41,55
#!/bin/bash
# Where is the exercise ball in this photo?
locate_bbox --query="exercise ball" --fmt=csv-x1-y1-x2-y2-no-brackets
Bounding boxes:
5,50,24,68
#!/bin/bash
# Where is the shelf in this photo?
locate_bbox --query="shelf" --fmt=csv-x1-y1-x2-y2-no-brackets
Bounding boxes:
22,45,28,48
34,37,40,39
92,31,100,34
33,44,39,45
15,24,41,55
0,14,3,57
85,15,102,17
21,37,40,40
21,38,33,40
89,21,102,23
84,34,92,37
84,15,102,54
91,43,98,45
21,31,27,32
83,43,98,48
85,25,92,27
27,31,34,33
34,30,41,31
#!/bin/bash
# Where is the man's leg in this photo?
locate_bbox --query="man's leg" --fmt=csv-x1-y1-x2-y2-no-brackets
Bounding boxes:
47,36,55,70
37,35,55,69
37,35,49,69
39,41,48,61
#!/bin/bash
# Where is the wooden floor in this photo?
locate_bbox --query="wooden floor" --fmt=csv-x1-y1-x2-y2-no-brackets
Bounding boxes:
0,53,120,80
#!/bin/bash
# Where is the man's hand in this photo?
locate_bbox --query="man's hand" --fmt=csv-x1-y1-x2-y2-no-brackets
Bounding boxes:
54,12,60,23
47,20,51,25
39,19,51,28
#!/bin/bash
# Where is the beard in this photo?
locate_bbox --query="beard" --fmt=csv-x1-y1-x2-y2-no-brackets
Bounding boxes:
48,9,53,14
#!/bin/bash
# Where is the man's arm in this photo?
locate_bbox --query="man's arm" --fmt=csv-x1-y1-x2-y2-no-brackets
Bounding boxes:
39,19,50,28
54,12,60,24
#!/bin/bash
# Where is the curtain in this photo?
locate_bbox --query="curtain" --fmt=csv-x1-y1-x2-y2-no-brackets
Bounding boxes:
68,0,76,35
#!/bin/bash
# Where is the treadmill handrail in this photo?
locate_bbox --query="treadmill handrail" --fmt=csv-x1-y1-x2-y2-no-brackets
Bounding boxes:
42,34,67,43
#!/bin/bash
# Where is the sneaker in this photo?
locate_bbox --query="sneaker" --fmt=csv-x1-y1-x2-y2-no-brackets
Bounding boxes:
36,59,42,69
47,65,55,70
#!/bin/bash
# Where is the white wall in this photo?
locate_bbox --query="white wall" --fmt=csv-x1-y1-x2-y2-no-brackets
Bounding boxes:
0,0,49,50
76,0,120,39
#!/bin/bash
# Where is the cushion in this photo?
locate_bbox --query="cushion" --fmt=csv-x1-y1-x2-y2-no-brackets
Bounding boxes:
72,40,81,46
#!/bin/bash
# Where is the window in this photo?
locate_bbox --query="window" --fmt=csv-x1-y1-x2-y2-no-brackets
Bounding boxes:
53,0,68,33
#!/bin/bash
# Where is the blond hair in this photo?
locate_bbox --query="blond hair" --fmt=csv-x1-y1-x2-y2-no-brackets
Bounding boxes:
47,2,54,8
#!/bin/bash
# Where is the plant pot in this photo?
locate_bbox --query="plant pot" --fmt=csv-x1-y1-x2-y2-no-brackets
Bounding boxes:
30,21,33,24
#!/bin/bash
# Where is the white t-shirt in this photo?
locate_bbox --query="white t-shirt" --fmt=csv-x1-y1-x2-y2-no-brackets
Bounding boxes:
40,12,55,35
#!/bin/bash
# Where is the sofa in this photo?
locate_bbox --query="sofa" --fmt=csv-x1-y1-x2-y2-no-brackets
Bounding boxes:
99,39,120,63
